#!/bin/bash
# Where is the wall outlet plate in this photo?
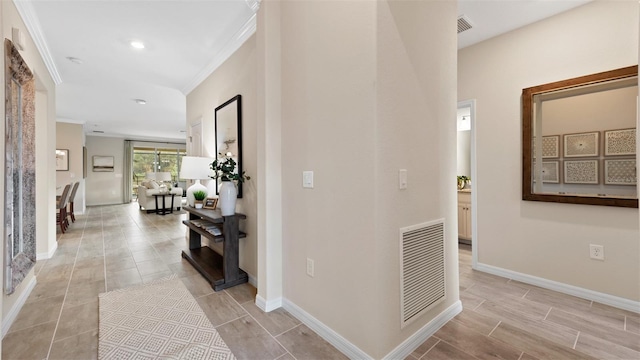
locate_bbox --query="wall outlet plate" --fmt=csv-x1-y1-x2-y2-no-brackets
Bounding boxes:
589,244,604,260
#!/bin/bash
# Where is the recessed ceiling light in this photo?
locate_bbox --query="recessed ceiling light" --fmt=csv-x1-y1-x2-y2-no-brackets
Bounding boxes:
130,41,145,49
66,56,83,64
134,99,147,105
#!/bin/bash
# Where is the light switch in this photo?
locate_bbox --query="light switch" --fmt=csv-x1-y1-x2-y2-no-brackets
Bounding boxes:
399,169,407,190
303,171,314,188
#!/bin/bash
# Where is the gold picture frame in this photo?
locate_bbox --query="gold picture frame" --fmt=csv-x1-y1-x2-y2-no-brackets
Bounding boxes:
203,197,218,209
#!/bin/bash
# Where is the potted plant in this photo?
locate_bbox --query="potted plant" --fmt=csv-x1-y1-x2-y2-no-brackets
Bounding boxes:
193,190,207,209
457,175,470,190
210,152,250,215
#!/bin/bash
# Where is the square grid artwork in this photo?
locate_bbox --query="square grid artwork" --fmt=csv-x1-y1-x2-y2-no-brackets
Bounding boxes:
542,161,560,183
604,159,637,185
542,136,560,158
564,132,599,158
564,160,599,184
604,128,636,156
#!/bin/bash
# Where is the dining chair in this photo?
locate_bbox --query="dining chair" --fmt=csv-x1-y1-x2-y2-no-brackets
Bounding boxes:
67,182,80,223
56,184,72,233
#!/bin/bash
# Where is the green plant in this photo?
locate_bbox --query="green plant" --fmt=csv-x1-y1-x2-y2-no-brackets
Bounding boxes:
457,175,470,190
193,190,207,201
210,153,251,183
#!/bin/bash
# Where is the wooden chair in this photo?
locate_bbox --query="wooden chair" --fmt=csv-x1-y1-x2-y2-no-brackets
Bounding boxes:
67,182,80,223
56,184,71,233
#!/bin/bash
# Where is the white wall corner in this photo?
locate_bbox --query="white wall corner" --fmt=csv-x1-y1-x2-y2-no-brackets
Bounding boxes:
383,300,462,359
36,241,57,260
475,263,640,314
255,295,282,313
282,298,373,360
1,276,37,338
247,273,258,289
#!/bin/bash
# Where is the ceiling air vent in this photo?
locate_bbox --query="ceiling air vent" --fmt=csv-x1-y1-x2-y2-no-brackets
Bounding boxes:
93,130,104,133
457,15,473,34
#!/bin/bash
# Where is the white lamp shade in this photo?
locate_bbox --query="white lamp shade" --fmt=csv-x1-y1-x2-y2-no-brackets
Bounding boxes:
145,172,156,180
179,156,214,180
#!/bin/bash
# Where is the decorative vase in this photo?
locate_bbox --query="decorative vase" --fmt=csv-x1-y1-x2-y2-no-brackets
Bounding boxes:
218,181,237,216
194,202,204,209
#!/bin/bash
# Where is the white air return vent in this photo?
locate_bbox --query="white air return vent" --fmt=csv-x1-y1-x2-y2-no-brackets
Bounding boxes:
457,15,473,34
400,219,445,327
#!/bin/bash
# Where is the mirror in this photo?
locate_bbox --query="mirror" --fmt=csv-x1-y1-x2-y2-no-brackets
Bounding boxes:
215,95,243,197
522,66,638,208
4,39,36,294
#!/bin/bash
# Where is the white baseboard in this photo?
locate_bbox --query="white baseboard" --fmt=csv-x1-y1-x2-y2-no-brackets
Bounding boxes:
2,276,37,338
383,300,462,360
282,298,373,359
255,295,282,312
475,262,640,314
36,242,58,260
247,273,257,288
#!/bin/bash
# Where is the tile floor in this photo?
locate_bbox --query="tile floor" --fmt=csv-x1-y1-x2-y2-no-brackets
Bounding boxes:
2,203,639,359
410,244,640,360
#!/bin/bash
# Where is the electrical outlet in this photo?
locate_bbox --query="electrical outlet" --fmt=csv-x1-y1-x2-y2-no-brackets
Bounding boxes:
589,244,604,260
306,258,314,277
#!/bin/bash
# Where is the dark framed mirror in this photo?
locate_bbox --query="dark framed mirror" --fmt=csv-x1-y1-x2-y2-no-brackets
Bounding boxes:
215,95,243,197
522,65,638,208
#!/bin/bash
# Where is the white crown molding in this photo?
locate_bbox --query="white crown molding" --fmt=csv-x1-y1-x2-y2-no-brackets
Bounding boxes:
181,11,258,95
475,262,640,314
13,0,62,84
57,117,86,125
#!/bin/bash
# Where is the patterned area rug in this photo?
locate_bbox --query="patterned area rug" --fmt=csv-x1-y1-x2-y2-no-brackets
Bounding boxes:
98,275,236,359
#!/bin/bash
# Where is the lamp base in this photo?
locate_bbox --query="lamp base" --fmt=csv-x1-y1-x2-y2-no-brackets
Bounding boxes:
186,180,207,207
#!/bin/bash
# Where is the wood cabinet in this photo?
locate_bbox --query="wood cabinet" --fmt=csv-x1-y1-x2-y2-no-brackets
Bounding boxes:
181,206,248,291
458,191,472,243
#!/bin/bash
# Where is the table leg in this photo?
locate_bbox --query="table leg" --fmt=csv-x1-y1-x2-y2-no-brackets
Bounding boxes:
170,194,175,214
161,195,167,215
155,196,160,214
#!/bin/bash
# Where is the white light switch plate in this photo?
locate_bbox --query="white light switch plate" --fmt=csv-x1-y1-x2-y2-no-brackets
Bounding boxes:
399,169,407,190
303,171,314,188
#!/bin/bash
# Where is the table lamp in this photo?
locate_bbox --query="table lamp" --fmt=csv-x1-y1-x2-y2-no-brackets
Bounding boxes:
156,172,172,188
179,156,214,207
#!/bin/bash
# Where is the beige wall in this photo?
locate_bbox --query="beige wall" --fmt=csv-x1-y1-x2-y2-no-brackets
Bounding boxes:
56,122,86,215
1,0,57,333
458,1,639,300
278,1,457,357
186,35,258,279
85,136,125,206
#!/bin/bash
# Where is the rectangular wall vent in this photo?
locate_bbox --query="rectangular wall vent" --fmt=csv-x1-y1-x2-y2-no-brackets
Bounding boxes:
457,15,473,34
400,219,445,327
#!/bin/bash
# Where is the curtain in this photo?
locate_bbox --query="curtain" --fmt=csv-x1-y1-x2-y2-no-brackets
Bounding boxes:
123,140,133,202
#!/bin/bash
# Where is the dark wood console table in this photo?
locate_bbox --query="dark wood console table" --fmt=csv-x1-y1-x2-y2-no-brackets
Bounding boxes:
181,206,248,291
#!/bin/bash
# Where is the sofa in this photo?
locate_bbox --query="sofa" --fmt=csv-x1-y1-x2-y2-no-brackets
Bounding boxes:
137,180,183,213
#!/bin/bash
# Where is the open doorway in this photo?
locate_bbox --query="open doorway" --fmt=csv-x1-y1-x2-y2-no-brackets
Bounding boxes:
457,100,477,267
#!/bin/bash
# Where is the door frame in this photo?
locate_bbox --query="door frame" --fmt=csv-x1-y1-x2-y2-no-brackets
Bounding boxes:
457,99,478,268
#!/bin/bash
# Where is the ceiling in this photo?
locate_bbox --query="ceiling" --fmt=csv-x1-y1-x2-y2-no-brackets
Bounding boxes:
20,0,591,143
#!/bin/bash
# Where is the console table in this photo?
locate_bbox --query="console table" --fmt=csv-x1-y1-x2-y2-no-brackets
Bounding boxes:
181,206,248,291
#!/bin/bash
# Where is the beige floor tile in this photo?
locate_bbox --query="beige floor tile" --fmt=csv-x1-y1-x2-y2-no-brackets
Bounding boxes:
226,282,257,304
106,267,143,291
460,291,485,310
451,309,500,336
546,308,640,352
65,279,106,307
167,259,201,278
136,259,170,276
216,315,287,360
38,263,75,282
180,273,215,298
70,263,105,284
105,256,137,272
131,248,159,262
49,329,98,360
434,320,522,360
141,270,174,283
1,321,57,360
276,324,349,360
196,292,248,326
242,303,301,336
8,295,64,333
409,337,439,358
476,300,578,347
627,315,640,334
55,300,99,341
423,340,477,360
523,287,592,314
26,278,68,303
490,322,593,359
575,331,640,360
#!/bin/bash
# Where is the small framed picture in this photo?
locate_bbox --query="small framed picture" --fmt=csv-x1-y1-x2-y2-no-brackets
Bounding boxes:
56,149,69,171
203,197,218,209
564,132,599,158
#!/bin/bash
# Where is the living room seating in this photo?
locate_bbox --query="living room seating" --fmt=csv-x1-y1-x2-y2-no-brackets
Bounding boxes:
137,180,183,213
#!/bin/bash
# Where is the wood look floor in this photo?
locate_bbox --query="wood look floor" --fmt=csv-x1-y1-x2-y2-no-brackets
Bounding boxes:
409,244,640,360
2,202,639,359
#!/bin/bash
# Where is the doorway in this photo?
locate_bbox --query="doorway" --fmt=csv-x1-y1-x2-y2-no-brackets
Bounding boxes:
457,99,477,267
